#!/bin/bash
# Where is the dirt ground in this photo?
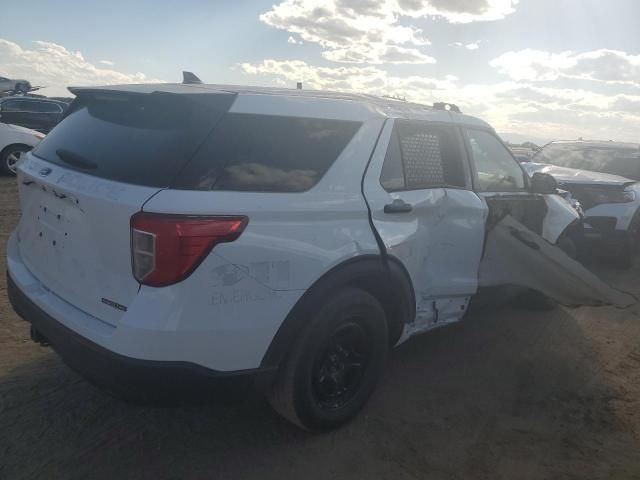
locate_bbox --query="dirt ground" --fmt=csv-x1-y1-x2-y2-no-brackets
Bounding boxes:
1,175,640,480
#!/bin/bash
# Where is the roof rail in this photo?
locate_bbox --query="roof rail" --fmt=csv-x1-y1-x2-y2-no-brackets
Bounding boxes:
433,102,461,113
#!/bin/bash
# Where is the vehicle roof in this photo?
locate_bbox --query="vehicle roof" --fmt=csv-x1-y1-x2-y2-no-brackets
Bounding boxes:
546,139,640,149
69,82,491,129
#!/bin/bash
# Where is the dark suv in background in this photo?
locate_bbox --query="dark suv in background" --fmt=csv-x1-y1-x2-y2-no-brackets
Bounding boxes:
0,96,68,133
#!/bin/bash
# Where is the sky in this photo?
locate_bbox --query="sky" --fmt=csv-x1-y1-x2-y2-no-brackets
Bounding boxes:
0,0,639,143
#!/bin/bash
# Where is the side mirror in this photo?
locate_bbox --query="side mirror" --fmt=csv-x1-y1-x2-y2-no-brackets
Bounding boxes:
530,172,558,194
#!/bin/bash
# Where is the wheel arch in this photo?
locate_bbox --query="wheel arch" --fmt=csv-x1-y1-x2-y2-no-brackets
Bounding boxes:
1,143,32,158
260,254,415,372
1,143,33,174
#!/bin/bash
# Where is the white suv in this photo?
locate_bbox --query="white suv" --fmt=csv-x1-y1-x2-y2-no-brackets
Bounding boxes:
7,84,633,431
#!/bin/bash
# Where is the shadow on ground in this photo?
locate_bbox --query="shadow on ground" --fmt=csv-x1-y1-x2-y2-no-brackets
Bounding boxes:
2,298,639,480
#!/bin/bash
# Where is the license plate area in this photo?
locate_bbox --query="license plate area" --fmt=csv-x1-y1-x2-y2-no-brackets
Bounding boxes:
36,203,71,252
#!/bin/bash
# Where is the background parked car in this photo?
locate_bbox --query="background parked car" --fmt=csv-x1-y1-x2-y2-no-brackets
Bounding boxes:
0,76,33,95
0,122,44,175
509,143,540,163
0,96,68,133
533,140,640,180
525,140,640,266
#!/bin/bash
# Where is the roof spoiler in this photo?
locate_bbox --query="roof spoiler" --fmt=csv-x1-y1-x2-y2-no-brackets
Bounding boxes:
182,71,203,85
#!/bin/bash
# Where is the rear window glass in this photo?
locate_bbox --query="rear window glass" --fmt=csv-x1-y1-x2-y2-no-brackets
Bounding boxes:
174,114,362,192
33,92,235,187
535,143,640,180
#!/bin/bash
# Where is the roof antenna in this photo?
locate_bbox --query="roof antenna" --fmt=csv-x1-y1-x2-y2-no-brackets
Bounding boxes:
433,102,461,113
183,71,203,85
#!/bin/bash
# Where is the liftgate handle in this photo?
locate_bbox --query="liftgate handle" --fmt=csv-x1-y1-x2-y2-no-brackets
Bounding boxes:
384,199,413,214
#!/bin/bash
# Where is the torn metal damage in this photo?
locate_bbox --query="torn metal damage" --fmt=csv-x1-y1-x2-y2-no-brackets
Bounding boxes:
479,214,636,308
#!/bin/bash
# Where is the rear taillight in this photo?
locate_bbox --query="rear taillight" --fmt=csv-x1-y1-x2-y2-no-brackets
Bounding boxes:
130,213,248,287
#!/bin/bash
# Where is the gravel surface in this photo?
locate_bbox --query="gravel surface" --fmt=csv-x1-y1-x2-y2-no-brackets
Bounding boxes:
1,175,639,480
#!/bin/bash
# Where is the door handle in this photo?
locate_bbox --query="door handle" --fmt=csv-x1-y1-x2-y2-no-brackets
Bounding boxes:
384,199,413,214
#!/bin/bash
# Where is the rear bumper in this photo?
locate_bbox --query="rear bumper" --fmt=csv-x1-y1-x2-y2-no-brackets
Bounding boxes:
7,272,275,402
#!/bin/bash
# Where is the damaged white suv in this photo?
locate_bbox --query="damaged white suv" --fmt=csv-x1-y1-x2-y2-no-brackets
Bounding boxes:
7,84,633,431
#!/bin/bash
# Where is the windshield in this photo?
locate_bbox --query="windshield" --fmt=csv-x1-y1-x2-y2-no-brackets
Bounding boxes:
534,143,640,180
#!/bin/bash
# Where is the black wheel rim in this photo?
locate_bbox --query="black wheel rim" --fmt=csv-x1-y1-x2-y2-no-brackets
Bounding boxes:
311,320,371,410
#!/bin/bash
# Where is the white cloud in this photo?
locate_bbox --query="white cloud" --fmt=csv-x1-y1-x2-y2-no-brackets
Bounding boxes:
239,59,454,97
450,41,480,50
491,49,640,86
260,0,516,64
240,58,640,142
0,38,164,97
397,0,519,23
287,36,302,44
99,59,115,66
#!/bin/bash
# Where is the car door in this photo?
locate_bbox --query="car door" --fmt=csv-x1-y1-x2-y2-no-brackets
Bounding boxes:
46,102,65,131
27,101,63,133
363,119,488,336
464,127,549,238
0,99,31,129
20,100,46,131
463,127,635,308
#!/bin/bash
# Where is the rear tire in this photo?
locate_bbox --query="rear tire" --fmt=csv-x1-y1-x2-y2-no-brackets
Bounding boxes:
268,287,388,431
1,145,31,176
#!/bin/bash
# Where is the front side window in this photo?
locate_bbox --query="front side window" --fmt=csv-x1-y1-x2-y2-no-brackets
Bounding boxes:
466,129,526,192
1,100,23,112
380,121,466,191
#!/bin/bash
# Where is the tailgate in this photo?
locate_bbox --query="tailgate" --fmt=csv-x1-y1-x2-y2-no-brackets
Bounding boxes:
16,156,161,325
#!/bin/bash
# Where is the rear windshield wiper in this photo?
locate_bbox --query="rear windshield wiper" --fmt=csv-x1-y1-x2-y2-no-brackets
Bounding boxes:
56,149,97,170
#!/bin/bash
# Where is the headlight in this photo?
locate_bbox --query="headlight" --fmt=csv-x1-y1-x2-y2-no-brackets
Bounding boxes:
590,189,636,204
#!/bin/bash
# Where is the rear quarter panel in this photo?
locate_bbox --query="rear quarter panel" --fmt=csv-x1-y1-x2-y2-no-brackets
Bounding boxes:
139,116,385,370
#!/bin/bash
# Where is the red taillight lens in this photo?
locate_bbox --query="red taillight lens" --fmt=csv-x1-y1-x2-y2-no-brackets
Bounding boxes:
130,213,248,287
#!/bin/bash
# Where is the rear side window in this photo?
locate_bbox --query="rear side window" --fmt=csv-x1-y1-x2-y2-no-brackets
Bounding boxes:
380,121,466,191
174,114,362,192
30,101,63,113
33,92,236,187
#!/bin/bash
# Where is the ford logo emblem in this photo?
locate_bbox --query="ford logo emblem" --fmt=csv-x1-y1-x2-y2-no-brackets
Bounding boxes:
39,167,52,177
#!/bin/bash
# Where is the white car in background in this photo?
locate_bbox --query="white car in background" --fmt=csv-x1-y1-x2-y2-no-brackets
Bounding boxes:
0,123,45,175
